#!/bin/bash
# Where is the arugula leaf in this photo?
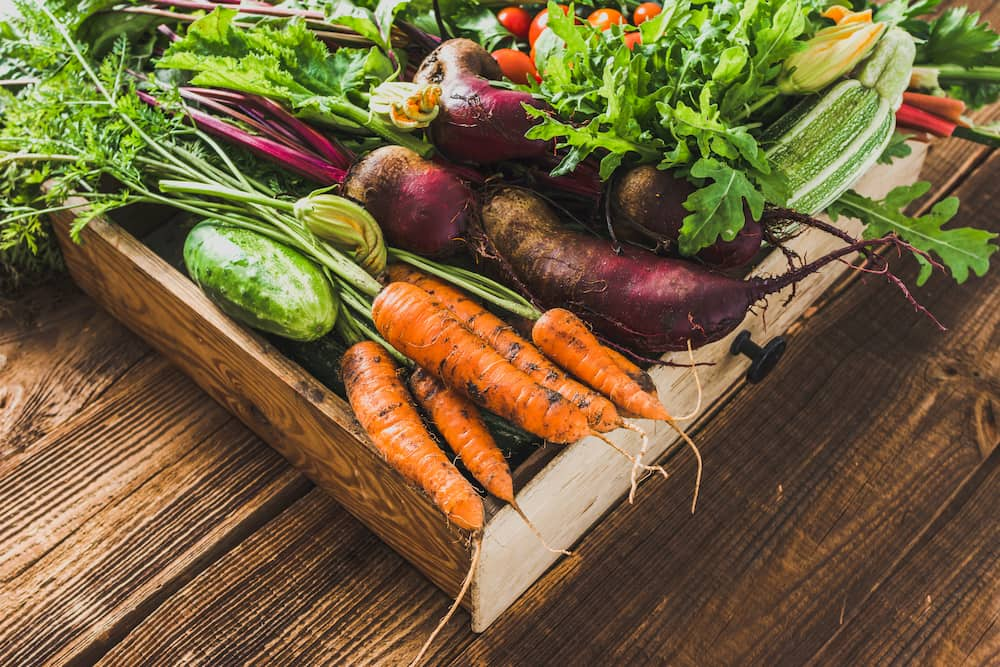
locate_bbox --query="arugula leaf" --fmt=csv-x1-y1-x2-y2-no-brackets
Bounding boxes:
830,184,997,284
525,0,808,254
679,158,766,255
876,130,913,165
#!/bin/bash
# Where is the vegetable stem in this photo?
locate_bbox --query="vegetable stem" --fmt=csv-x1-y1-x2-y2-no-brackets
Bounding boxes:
157,180,296,212
325,100,433,158
389,248,542,320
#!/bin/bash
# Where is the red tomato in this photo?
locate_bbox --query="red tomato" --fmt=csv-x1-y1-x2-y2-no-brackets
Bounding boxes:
624,31,643,50
497,6,532,41
529,4,569,46
633,2,662,25
587,8,625,31
492,48,539,84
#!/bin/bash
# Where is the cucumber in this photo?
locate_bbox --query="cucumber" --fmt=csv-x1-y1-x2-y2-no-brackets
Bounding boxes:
184,221,338,341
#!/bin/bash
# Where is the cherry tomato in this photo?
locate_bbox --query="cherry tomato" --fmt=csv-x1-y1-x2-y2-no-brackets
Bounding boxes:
492,48,539,84
587,8,625,31
497,6,532,41
633,2,662,25
624,31,642,50
529,4,569,47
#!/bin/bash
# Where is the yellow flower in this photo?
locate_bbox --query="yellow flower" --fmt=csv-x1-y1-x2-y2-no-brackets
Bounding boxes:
370,82,441,130
778,6,886,95
294,192,387,276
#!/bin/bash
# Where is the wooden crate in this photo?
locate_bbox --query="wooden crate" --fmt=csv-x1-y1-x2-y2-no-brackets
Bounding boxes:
50,144,926,631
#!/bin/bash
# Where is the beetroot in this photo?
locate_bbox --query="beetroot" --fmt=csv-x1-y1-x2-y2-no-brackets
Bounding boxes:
343,146,473,258
413,39,553,165
481,188,930,353
611,165,763,269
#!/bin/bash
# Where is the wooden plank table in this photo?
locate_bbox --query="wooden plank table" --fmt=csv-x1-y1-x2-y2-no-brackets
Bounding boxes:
3,58,999,667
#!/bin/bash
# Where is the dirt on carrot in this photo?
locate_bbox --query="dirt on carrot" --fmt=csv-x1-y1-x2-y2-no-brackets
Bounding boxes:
372,282,591,444
388,264,622,432
341,341,484,530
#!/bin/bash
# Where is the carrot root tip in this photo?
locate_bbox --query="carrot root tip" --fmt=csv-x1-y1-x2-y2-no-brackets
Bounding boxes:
592,429,668,504
673,340,704,422
665,418,702,514
510,500,573,556
625,419,667,503
409,535,482,667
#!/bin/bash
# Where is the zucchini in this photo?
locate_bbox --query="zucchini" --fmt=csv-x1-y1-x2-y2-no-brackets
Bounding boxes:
184,221,338,341
765,28,915,214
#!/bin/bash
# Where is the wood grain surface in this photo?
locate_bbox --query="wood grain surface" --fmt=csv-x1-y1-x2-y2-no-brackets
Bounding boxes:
0,281,149,459
0,357,310,666
812,450,999,666
98,490,473,667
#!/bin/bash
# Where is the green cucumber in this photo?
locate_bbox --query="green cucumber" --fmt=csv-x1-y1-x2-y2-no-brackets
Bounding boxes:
184,221,338,341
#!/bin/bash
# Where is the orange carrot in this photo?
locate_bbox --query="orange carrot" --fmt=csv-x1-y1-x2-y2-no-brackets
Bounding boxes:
409,368,572,555
532,309,703,511
388,264,621,432
372,283,591,444
341,341,484,531
602,346,658,398
409,367,513,502
902,92,966,124
532,308,671,421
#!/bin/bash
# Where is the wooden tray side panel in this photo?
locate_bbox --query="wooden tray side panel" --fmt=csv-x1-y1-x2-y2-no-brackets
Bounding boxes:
51,206,472,599
472,145,929,631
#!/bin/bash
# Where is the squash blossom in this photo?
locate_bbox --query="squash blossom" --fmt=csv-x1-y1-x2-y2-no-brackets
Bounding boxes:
778,6,886,95
370,82,441,130
294,192,388,276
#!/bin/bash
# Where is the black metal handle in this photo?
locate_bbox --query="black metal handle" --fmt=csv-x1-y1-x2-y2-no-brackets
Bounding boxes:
730,330,787,384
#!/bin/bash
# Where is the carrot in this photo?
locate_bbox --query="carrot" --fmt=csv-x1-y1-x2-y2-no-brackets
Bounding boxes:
388,264,621,432
602,346,658,398
409,368,571,555
532,308,671,421
532,308,703,511
341,341,484,531
372,282,591,444
409,367,513,502
902,92,966,124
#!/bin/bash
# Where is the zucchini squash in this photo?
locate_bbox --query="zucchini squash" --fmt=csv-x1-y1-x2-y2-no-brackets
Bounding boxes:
765,28,916,214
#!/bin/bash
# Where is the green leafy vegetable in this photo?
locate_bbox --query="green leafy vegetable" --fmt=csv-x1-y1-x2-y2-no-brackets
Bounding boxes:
919,7,999,68
524,0,808,254
874,0,1000,107
156,7,429,155
877,130,913,165
830,184,997,284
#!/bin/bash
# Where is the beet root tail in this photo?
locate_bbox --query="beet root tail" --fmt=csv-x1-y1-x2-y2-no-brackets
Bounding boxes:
750,233,945,331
